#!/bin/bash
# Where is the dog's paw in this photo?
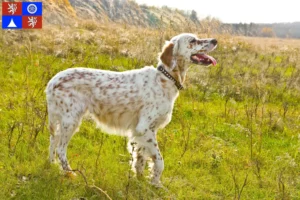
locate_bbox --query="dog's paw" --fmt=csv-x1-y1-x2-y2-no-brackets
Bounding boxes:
65,171,77,179
150,179,164,188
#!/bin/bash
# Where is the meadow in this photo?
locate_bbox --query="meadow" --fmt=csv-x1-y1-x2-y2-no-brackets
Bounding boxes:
0,22,300,199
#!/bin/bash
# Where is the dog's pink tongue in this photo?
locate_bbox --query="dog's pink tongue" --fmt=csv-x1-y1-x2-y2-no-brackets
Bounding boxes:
207,55,217,66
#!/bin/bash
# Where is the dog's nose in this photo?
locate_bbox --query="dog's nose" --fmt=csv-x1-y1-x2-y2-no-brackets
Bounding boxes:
211,39,218,46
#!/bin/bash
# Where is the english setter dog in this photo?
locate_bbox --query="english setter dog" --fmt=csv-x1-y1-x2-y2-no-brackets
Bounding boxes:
46,33,217,186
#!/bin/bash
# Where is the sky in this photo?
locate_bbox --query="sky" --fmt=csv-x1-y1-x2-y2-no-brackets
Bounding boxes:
135,0,300,23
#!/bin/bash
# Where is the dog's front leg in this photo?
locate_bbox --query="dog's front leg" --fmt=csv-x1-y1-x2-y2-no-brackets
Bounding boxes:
147,138,164,187
128,141,147,177
129,130,164,187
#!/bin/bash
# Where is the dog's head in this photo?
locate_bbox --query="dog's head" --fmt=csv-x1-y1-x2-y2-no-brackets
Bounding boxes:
160,33,217,69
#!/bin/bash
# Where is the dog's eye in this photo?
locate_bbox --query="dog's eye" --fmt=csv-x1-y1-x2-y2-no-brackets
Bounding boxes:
190,38,196,43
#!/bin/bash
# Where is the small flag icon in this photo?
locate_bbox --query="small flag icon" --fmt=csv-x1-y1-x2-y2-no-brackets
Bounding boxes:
2,2,22,15
2,16,22,29
22,2,42,16
22,16,42,29
2,2,43,29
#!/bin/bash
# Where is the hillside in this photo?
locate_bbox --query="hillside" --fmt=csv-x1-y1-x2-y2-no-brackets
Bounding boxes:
41,0,300,38
42,0,201,29
221,22,300,39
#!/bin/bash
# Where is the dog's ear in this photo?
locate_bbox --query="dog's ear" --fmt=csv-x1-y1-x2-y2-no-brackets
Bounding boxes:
160,42,174,68
172,38,179,56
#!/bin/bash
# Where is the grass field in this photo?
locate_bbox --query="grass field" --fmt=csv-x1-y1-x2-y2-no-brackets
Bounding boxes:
1,23,300,199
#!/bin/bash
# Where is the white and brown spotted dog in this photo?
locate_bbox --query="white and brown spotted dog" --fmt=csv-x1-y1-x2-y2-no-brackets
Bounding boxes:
46,33,217,186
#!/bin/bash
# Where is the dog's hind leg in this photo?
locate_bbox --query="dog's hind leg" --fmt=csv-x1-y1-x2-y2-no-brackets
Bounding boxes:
56,115,83,174
49,130,61,163
48,115,61,163
128,142,147,177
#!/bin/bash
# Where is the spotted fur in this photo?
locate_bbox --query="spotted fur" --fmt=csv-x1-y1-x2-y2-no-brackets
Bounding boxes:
46,33,217,186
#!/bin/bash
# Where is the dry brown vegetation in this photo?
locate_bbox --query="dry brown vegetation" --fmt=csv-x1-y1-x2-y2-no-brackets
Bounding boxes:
237,36,300,51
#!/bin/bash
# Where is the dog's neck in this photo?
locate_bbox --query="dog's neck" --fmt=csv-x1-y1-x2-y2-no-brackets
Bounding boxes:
158,57,188,90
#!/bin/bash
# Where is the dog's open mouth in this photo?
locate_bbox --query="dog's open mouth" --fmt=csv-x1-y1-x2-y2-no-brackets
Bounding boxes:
190,54,217,66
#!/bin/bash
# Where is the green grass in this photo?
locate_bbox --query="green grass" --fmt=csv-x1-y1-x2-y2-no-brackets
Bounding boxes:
1,26,300,199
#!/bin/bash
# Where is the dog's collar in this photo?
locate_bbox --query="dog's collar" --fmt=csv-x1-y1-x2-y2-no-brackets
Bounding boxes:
157,65,184,90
